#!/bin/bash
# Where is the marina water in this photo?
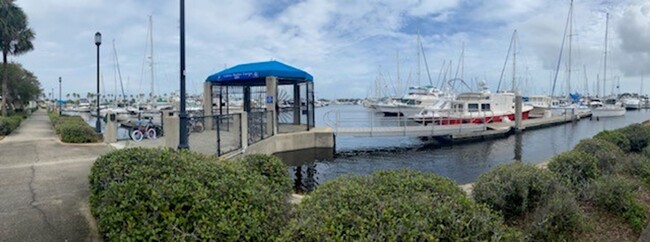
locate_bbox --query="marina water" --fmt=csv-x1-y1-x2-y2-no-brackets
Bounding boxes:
282,104,650,193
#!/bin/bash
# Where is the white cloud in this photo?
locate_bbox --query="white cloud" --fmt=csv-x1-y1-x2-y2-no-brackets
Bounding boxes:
9,0,648,99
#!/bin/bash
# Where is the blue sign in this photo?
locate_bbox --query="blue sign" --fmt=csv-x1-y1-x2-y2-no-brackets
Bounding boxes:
266,96,274,104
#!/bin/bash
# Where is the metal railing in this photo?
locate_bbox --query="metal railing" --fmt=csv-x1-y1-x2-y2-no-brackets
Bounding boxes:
181,112,243,157
248,110,274,145
215,113,242,156
323,109,504,137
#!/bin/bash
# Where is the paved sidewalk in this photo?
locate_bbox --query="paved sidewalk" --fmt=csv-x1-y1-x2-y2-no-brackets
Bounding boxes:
0,110,112,241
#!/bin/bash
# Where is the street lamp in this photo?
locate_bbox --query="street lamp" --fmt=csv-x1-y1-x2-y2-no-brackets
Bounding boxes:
58,77,62,115
94,33,103,132
95,32,102,133
178,0,189,149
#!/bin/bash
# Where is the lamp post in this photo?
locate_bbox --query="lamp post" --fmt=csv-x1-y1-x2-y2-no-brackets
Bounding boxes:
95,32,102,133
58,77,62,115
178,0,189,149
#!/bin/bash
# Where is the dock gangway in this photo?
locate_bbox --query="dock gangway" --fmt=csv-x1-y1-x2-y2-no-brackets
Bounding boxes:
323,110,501,138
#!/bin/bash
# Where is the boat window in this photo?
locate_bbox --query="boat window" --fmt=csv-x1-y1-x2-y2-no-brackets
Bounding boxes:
468,103,479,112
453,103,463,112
481,103,491,111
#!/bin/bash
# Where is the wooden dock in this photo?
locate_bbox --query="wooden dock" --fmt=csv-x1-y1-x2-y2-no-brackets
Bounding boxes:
333,124,488,137
331,114,589,146
486,115,574,131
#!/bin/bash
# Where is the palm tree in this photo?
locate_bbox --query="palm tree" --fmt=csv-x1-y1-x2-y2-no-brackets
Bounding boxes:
0,0,35,116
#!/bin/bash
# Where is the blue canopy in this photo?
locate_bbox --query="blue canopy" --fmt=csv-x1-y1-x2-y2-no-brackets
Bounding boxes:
206,60,313,86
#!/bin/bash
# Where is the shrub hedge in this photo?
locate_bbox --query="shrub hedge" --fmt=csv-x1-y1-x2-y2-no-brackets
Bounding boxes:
89,148,291,241
547,150,600,189
49,113,101,143
527,192,584,241
591,176,648,231
473,162,584,241
238,154,292,194
282,170,521,241
594,130,631,152
473,163,561,219
618,123,650,152
0,115,24,135
619,154,650,186
573,138,625,175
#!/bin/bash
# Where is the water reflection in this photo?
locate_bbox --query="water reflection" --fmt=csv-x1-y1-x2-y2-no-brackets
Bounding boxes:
274,148,333,193
276,106,650,189
514,133,523,161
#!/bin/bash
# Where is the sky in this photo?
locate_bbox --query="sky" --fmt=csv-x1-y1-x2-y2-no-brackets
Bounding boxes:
9,0,650,99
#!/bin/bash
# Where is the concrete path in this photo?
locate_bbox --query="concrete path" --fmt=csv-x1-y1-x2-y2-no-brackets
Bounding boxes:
0,110,112,241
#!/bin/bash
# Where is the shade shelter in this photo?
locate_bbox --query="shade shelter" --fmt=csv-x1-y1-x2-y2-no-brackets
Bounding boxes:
203,61,315,136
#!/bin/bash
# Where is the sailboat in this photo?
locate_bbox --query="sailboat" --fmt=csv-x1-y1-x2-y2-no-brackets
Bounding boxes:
591,13,626,118
544,0,592,118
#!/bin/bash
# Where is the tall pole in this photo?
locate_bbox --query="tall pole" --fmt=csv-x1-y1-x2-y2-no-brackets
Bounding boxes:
95,32,102,133
512,30,517,92
58,77,62,115
150,15,155,103
603,13,609,97
178,0,189,149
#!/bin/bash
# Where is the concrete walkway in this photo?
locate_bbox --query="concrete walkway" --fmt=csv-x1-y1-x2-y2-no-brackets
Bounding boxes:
0,110,112,241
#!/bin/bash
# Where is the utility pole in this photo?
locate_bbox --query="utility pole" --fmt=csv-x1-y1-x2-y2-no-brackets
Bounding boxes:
59,77,62,115
178,0,189,150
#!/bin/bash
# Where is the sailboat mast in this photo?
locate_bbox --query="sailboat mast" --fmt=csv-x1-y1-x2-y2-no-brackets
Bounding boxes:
512,30,517,92
111,40,126,100
551,0,573,97
416,30,421,87
149,15,155,102
567,0,573,94
603,13,609,97
583,65,589,95
396,49,400,96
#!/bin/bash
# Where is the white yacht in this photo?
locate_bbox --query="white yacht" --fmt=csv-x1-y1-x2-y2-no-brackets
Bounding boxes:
525,95,553,118
412,84,533,125
591,98,626,117
76,98,91,112
622,97,641,110
374,86,448,117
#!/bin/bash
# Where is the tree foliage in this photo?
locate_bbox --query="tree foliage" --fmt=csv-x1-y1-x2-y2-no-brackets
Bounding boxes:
0,0,35,116
0,62,41,110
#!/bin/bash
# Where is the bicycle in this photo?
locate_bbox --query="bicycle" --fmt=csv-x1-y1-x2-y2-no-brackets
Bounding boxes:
187,115,205,133
130,119,157,142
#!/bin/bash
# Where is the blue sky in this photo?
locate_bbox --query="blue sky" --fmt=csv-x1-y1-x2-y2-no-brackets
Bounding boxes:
11,0,650,99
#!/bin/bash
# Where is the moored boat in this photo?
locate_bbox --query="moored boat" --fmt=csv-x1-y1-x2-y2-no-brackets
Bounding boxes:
411,87,533,125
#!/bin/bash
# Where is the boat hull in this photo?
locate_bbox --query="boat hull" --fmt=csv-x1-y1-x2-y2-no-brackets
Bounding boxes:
413,110,531,125
592,108,626,118
375,105,422,117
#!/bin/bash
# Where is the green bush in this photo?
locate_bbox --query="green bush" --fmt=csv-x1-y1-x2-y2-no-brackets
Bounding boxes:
282,170,521,241
643,146,650,159
573,138,625,175
59,123,100,143
238,154,292,193
473,163,562,220
594,130,631,152
89,148,291,241
620,154,650,186
591,176,648,232
49,113,100,143
548,150,600,189
526,192,584,241
0,115,23,135
618,123,650,152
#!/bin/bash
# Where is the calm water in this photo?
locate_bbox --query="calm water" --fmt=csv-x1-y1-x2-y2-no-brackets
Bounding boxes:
280,104,650,192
